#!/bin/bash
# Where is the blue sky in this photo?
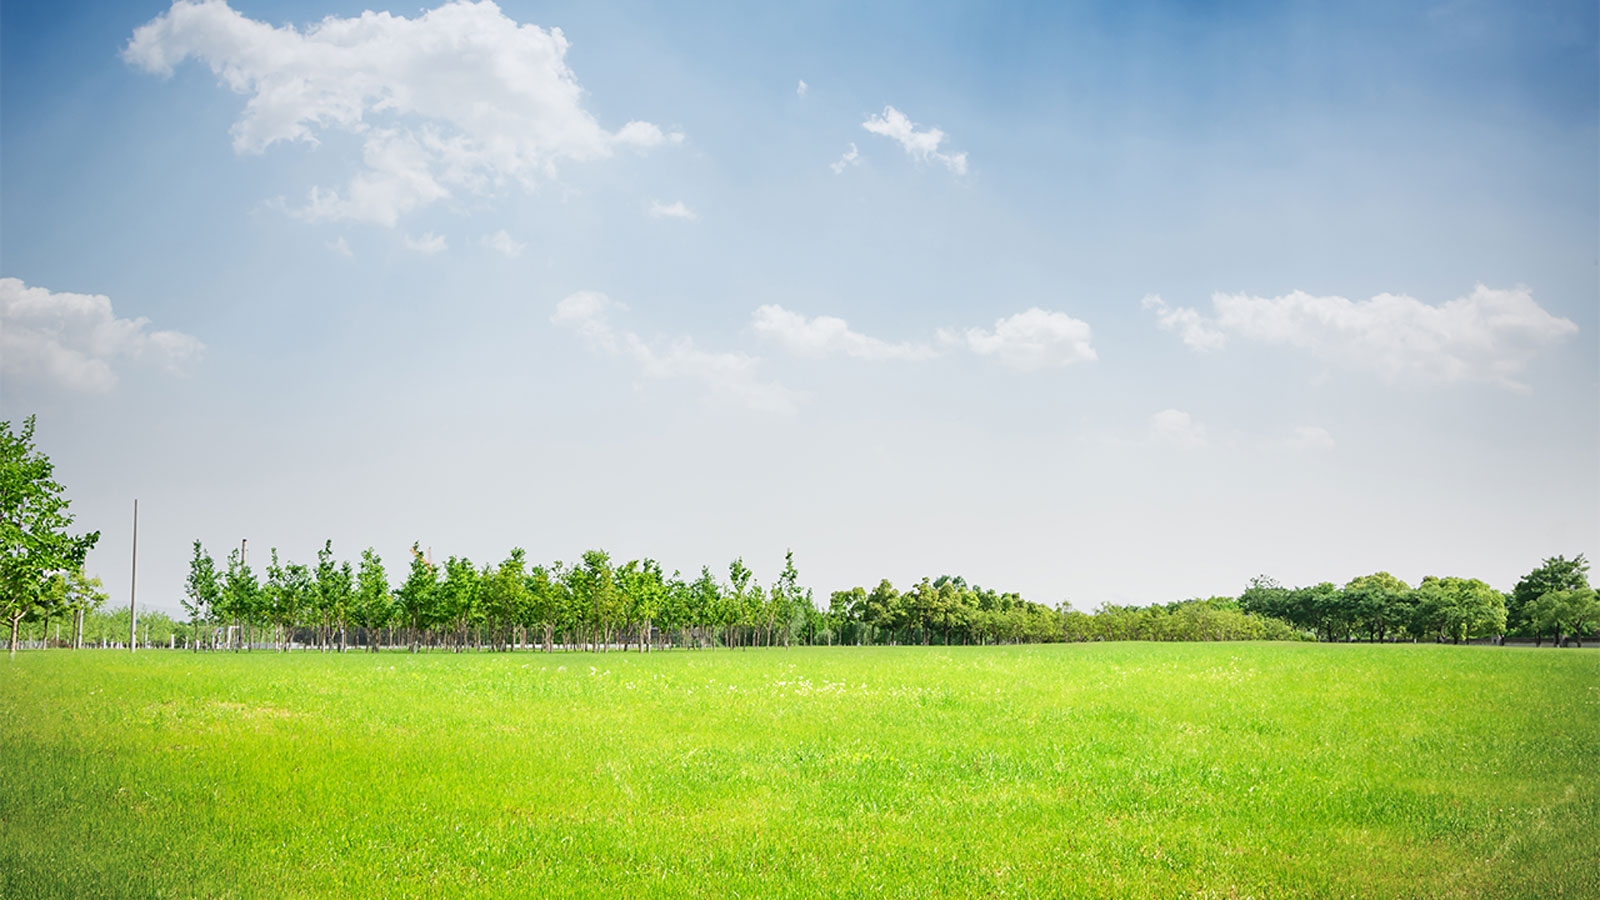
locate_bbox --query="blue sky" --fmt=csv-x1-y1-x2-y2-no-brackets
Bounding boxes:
3,0,1596,615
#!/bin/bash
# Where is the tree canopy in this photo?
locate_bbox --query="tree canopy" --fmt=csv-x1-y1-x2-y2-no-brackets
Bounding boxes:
1,417,100,655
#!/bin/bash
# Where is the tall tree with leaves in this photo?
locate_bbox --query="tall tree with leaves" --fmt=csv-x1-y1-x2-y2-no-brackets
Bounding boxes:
220,547,261,650
316,541,354,651
395,544,436,651
1510,555,1591,639
183,541,222,650
60,569,109,650
1,416,101,655
350,548,391,652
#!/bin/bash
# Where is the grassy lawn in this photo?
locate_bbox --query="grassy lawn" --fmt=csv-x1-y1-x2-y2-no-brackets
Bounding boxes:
2,643,1596,899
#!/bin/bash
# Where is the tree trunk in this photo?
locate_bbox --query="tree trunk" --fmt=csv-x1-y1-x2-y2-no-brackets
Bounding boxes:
8,614,20,657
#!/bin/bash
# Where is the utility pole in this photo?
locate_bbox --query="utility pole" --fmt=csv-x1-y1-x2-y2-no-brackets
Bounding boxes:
129,499,139,652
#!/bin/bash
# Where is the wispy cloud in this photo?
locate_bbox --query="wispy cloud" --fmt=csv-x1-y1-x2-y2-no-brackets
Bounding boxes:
553,292,802,414
862,106,967,175
481,230,526,258
648,200,698,222
796,79,808,97
0,277,203,393
830,142,861,174
752,305,936,361
327,236,354,258
124,0,682,226
1150,409,1207,448
404,232,448,255
1142,294,1224,351
1146,285,1577,389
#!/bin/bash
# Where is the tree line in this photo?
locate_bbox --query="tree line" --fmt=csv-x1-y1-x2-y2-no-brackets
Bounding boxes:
1230,558,1598,646
5,416,1596,654
172,540,1071,652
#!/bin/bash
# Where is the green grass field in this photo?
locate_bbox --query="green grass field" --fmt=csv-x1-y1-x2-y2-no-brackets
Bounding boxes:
3,643,1596,899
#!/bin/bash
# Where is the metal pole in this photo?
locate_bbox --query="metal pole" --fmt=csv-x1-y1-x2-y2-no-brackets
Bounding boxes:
129,499,139,652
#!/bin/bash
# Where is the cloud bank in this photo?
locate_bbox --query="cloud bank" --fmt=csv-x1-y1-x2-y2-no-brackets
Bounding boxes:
1147,285,1577,389
0,278,203,393
125,0,680,226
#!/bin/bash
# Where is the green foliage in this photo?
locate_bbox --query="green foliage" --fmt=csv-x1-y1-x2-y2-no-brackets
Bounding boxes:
1525,588,1600,646
1510,555,1591,638
1064,596,1307,642
0,416,100,653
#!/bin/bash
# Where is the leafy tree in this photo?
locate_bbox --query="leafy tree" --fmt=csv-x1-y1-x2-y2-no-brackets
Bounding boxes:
395,544,437,651
617,558,666,651
1343,572,1412,642
436,556,480,651
1,416,101,655
350,548,391,652
1410,576,1506,643
863,579,902,643
59,569,108,649
183,541,222,650
315,541,355,651
1525,588,1600,647
1510,555,1591,639
220,547,262,650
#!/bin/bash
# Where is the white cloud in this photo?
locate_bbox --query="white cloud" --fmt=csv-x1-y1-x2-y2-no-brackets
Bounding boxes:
862,106,967,175
0,278,203,393
553,292,801,414
648,200,698,222
481,229,525,258
1150,285,1577,389
1143,294,1225,351
943,308,1097,371
1150,409,1207,448
751,305,936,361
327,236,354,258
796,79,808,97
830,142,860,175
404,232,448,255
1285,425,1335,450
124,0,681,226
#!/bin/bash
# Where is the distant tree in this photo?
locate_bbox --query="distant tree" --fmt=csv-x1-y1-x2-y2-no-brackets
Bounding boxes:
315,541,354,651
863,579,902,643
350,548,391,652
1,416,101,655
1410,576,1506,644
481,549,530,651
1238,576,1292,624
221,547,262,650
436,556,479,651
1525,588,1600,647
183,541,222,650
617,558,666,652
395,544,437,651
828,587,866,645
1510,555,1591,640
1343,572,1412,642
60,569,108,649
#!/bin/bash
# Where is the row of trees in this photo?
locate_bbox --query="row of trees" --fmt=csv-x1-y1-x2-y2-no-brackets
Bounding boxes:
1063,597,1307,642
178,540,1067,652
6,414,1595,654
1233,557,1598,645
10,600,186,650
